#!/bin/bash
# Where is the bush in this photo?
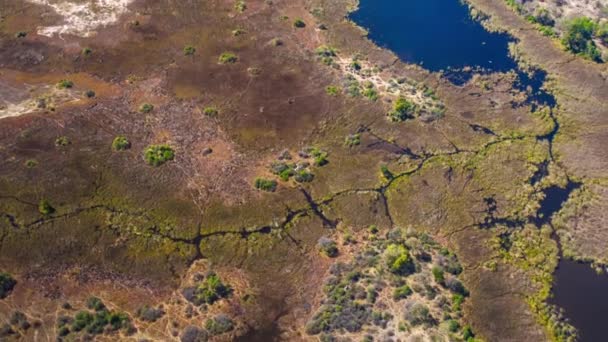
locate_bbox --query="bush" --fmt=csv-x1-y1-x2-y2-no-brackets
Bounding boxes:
180,325,209,342
82,47,92,56
294,170,314,183
254,178,277,192
393,285,412,300
0,273,16,299
57,80,73,89
191,273,232,305
344,134,361,147
144,144,175,166
205,315,234,335
380,165,393,180
318,237,338,257
404,302,434,326
25,159,38,168
218,52,238,64
86,297,106,311
234,0,246,13
363,88,378,101
139,103,154,113
85,90,96,98
183,45,196,56
136,305,165,322
310,148,329,166
326,85,340,96
389,97,417,122
203,107,219,117
384,244,415,275
55,136,71,147
293,19,306,28
448,319,460,332
112,136,130,151
562,17,602,62
38,199,55,215
432,266,445,285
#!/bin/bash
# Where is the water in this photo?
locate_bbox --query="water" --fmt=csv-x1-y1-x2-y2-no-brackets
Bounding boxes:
350,0,517,78
350,1,605,340
550,259,608,342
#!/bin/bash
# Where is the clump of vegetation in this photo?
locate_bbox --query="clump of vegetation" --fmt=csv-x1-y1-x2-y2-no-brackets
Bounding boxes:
182,273,232,306
384,244,415,275
310,147,329,167
203,106,219,117
143,144,175,166
15,31,27,38
82,47,92,56
57,79,73,89
234,0,246,13
38,199,55,215
57,298,133,338
24,159,38,168
112,136,131,151
316,45,337,65
562,17,602,62
254,178,278,192
139,103,154,113
380,165,393,181
0,273,16,299
136,305,164,322
232,28,246,37
388,97,417,122
85,90,96,98
325,85,340,96
183,45,196,56
318,237,338,257
293,19,306,28
55,136,71,147
344,133,361,147
363,87,379,101
218,52,238,64
393,285,412,300
205,315,234,335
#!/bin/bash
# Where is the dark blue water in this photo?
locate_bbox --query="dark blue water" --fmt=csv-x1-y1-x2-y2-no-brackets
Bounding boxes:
350,0,517,75
550,259,608,342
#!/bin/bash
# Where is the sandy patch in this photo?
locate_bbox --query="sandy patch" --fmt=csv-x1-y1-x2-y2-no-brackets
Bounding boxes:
26,0,134,37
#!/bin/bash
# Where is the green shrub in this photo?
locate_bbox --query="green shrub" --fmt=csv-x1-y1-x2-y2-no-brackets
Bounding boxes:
38,199,55,215
562,17,602,62
205,315,234,335
294,170,314,183
380,165,393,180
318,237,338,257
389,97,417,122
25,159,38,168
203,107,219,117
384,244,415,275
218,52,238,64
139,103,154,113
344,134,361,147
404,302,433,326
363,88,378,101
183,45,196,56
234,0,246,13
144,144,175,166
55,136,70,147
452,293,464,311
326,85,340,96
0,273,16,299
432,266,445,285
310,148,329,166
57,80,73,89
82,47,92,56
462,325,474,340
293,19,306,28
316,45,337,65
188,273,233,305
448,319,460,332
86,297,106,311
393,285,412,300
15,31,27,38
254,178,277,192
112,136,131,151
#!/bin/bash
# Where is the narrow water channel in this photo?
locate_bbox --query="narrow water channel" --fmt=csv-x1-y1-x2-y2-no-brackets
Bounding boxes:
350,1,608,341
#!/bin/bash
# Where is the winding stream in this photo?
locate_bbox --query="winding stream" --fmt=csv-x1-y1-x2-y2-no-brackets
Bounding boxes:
351,0,608,341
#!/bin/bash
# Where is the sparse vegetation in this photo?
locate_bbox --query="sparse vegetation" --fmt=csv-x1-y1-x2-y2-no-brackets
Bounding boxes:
58,298,133,337
24,159,38,168
55,136,71,147
326,85,340,96
144,144,175,166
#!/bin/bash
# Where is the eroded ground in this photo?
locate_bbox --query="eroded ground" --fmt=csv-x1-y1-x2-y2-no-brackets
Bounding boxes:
0,0,606,341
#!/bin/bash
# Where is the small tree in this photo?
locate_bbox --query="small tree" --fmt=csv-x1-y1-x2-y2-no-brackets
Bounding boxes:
112,136,131,151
